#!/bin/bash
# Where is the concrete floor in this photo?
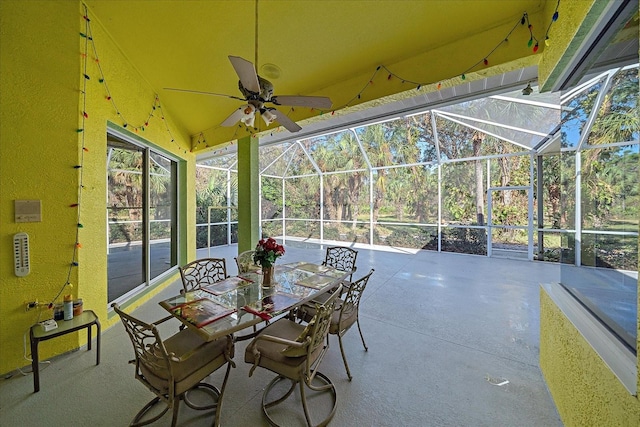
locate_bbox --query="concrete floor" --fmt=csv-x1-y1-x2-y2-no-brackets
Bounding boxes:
0,242,563,426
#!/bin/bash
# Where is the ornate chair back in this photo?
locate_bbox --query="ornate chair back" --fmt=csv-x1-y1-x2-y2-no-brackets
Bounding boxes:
179,258,228,293
336,268,374,335
234,250,258,274
322,246,358,280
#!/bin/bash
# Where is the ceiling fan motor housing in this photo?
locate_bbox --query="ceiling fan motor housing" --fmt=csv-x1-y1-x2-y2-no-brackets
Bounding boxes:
239,75,274,103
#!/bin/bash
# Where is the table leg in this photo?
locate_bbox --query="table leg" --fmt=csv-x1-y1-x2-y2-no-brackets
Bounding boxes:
30,331,39,393
95,321,101,365
87,324,92,351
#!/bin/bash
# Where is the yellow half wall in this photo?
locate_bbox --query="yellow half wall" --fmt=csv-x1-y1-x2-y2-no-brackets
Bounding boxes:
540,289,640,425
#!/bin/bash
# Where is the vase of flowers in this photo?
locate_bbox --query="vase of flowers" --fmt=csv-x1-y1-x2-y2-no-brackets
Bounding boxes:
253,237,285,288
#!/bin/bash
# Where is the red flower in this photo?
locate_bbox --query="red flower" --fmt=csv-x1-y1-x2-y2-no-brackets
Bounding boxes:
253,237,285,268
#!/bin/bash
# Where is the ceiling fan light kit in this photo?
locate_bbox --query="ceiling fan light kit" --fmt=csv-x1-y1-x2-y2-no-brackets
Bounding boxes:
239,104,257,127
261,109,277,126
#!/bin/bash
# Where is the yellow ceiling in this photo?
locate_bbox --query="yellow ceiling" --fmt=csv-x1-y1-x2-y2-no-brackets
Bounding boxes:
85,0,550,150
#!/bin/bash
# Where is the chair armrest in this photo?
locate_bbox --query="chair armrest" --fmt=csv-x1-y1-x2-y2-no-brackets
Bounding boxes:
256,333,308,348
152,315,176,326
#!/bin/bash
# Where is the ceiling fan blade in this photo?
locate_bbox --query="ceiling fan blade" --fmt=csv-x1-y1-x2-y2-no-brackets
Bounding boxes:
270,109,302,132
220,108,246,127
163,87,245,101
228,56,260,93
271,95,332,109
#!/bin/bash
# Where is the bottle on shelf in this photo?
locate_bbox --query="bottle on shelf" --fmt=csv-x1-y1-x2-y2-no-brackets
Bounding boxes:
63,294,73,320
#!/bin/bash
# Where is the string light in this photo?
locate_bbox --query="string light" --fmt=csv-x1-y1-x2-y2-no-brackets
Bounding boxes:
78,4,561,162
523,12,539,51
208,6,561,135
544,0,560,46
82,13,185,155
44,7,95,311
344,8,556,115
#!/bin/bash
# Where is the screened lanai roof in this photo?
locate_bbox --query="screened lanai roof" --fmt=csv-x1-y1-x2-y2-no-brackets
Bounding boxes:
434,88,561,150
198,72,563,177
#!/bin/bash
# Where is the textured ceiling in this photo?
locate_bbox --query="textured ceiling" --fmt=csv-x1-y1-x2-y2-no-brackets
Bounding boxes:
85,0,550,149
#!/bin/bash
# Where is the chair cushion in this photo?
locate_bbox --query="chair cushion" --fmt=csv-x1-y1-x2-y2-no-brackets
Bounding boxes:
281,316,315,357
141,328,232,395
245,318,323,380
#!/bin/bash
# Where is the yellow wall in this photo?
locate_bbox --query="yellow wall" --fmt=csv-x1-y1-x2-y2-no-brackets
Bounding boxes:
540,290,640,425
537,0,596,90
0,0,195,375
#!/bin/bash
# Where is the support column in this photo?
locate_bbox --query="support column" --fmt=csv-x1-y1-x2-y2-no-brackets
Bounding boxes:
237,135,260,253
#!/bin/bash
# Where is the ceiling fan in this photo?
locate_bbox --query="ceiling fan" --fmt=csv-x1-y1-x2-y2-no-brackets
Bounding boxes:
165,56,332,133
165,0,330,133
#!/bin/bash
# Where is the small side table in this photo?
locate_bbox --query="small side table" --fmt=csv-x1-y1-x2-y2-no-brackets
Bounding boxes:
29,310,100,393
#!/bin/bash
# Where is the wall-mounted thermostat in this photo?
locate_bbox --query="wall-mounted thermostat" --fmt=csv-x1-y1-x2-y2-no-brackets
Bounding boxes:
15,199,41,223
14,232,30,276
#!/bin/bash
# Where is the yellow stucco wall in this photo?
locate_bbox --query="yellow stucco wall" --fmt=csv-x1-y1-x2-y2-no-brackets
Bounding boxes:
537,0,596,90
540,290,640,425
0,0,195,375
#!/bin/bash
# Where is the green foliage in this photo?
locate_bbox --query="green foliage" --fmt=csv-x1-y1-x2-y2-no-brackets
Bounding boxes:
384,226,434,249
195,188,230,248
441,228,487,255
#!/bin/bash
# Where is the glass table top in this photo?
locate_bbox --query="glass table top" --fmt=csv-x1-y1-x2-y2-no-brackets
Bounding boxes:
160,262,347,341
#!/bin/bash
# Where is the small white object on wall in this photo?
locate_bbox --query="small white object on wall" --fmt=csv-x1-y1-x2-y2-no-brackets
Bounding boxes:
13,232,30,277
15,199,42,222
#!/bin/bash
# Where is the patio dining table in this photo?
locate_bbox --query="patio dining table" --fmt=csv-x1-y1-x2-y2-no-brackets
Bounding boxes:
159,261,349,342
